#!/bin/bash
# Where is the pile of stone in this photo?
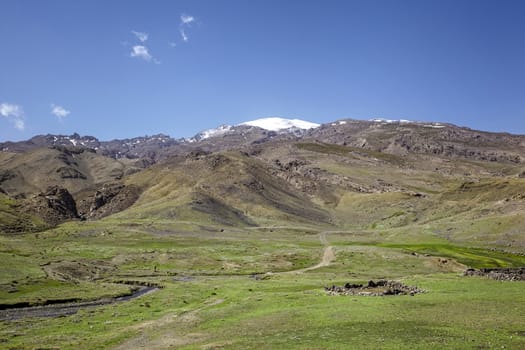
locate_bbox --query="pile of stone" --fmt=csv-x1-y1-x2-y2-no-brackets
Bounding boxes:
325,280,424,296
464,267,525,281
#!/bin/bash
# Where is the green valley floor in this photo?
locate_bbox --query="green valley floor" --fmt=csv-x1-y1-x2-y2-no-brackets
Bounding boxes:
1,221,524,349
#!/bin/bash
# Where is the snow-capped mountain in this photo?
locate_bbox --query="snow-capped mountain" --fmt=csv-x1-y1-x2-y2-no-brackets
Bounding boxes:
239,117,320,131
186,117,320,142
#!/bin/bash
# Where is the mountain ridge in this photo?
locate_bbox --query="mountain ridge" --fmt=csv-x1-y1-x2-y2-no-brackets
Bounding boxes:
2,117,524,160
1,116,525,240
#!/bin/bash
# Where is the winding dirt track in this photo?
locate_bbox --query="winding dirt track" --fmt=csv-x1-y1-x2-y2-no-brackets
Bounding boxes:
279,231,335,274
301,245,335,272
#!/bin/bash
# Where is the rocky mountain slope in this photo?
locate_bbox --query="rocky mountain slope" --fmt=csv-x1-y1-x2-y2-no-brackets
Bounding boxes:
1,117,525,250
0,145,141,231
307,119,524,164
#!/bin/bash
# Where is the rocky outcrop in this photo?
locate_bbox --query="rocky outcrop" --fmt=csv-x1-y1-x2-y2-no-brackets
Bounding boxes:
56,166,87,179
76,184,141,219
22,186,79,226
0,170,17,195
271,158,402,195
7,183,141,229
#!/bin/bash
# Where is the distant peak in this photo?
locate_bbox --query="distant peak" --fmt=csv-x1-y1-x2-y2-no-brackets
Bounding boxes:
238,117,320,131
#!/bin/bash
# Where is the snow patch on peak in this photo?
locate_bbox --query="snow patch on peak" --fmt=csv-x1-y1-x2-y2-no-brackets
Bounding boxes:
371,118,447,129
239,117,320,131
194,125,233,141
68,138,77,146
423,123,445,129
371,118,413,124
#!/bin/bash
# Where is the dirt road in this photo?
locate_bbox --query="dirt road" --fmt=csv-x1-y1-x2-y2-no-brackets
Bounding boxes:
279,231,335,274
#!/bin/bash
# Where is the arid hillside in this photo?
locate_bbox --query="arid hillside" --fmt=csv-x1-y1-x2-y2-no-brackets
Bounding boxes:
1,118,525,250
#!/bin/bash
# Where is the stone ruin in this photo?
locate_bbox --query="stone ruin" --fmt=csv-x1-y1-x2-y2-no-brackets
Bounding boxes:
464,267,525,281
325,280,425,296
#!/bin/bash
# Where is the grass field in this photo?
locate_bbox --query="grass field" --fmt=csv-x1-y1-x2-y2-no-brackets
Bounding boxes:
1,219,524,349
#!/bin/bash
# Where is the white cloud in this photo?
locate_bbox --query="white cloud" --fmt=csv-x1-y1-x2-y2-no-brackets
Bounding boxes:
0,103,22,118
51,104,71,119
180,14,195,24
169,42,177,48
131,45,153,61
130,45,160,64
131,30,148,42
0,103,25,130
179,13,195,42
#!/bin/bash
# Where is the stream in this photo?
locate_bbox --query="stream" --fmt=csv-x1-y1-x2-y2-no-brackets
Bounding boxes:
0,285,159,321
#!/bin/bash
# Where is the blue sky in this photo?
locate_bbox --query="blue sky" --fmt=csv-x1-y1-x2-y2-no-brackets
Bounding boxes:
1,0,524,141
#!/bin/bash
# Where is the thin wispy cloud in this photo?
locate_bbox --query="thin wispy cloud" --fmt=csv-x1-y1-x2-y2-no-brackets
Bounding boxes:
131,30,148,42
13,119,24,131
127,14,197,62
179,13,195,42
181,14,194,24
180,30,189,42
0,102,25,130
51,104,70,120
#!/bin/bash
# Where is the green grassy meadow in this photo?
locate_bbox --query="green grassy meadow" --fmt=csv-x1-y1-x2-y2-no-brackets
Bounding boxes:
1,218,524,349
